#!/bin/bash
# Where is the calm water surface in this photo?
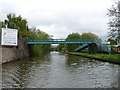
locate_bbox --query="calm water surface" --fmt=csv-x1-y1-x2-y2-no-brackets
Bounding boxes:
2,51,119,88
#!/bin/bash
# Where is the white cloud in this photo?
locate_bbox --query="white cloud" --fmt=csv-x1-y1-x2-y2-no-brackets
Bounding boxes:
0,0,114,40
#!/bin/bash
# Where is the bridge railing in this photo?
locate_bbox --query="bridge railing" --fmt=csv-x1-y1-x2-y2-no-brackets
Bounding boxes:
27,39,101,41
27,39,102,45
27,39,112,53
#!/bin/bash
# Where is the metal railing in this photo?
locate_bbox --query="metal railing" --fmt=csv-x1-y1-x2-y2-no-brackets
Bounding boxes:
27,39,112,53
27,39,101,45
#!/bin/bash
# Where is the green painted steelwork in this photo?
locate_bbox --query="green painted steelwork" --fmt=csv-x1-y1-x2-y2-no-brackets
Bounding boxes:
27,39,112,53
74,44,89,52
27,39,101,45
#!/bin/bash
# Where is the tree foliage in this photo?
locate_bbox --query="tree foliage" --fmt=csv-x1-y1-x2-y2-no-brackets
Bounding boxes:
0,21,2,28
57,44,66,52
65,32,100,52
2,13,51,56
108,38,117,45
3,13,29,37
28,28,51,56
66,33,81,52
66,33,81,39
107,1,120,45
81,32,99,39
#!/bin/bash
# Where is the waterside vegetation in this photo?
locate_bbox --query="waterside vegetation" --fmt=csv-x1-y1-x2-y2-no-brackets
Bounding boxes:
68,52,120,64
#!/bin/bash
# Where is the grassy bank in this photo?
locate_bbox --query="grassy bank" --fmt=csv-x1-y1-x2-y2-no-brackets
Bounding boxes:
68,52,120,64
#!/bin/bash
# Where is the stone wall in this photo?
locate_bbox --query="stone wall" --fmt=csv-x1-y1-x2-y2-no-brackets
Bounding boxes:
1,38,29,63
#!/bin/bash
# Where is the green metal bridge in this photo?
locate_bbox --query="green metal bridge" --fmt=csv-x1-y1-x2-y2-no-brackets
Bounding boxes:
27,39,100,44
27,39,112,53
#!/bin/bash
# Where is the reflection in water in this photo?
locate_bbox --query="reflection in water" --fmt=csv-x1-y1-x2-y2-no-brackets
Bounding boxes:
2,51,119,88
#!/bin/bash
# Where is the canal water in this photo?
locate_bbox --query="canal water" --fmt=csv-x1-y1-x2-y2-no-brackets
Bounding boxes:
2,51,119,88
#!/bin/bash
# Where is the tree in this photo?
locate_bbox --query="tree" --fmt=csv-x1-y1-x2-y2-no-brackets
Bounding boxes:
2,13,51,56
28,28,51,56
0,21,2,28
108,38,117,45
66,33,81,51
57,44,66,52
81,32,99,39
0,21,6,28
107,1,120,46
4,13,29,37
66,33,81,39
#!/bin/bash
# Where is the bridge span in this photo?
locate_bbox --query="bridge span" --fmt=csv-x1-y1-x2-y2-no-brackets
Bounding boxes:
27,39,101,45
27,39,111,53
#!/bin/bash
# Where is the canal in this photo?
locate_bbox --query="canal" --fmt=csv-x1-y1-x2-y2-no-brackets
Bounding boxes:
2,51,119,88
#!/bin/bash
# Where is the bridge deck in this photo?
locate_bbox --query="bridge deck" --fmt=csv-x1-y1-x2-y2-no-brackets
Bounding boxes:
27,39,100,44
27,39,111,53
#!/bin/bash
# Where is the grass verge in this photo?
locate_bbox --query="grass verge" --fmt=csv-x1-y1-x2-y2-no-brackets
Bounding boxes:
67,52,120,64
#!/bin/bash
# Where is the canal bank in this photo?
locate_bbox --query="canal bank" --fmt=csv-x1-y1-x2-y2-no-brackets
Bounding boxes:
67,52,120,65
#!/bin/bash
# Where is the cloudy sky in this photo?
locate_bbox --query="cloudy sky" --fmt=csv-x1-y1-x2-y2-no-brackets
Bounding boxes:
0,0,114,40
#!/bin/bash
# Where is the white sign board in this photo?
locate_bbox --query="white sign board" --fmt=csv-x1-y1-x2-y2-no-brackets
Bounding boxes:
1,28,18,46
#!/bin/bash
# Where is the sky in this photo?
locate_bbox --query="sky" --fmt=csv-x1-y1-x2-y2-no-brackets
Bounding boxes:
0,0,114,40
